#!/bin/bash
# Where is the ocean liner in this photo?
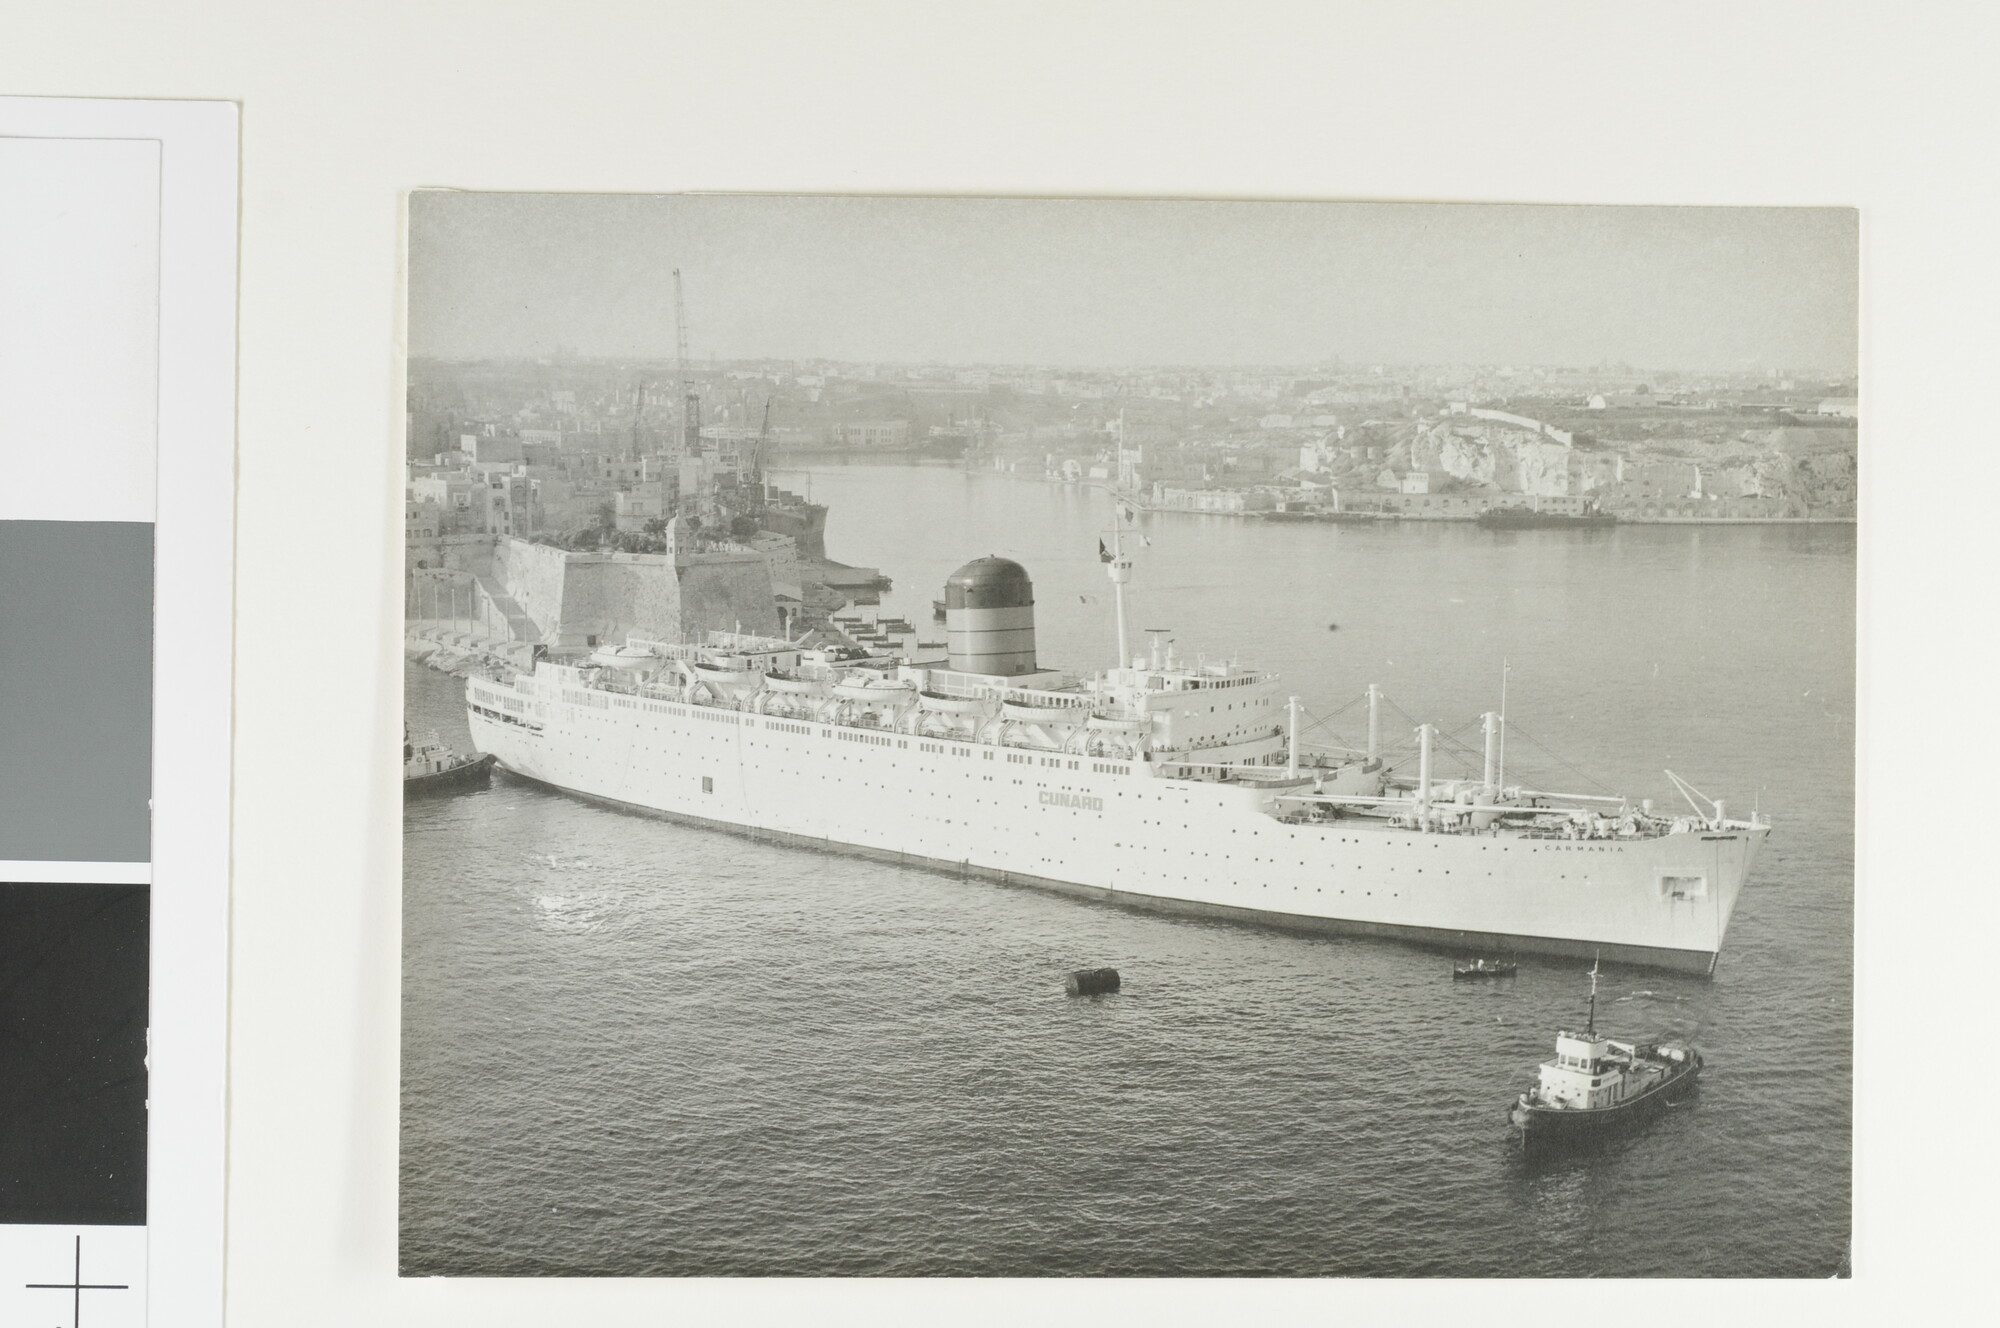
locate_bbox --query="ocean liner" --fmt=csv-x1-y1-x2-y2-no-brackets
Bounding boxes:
465,526,1768,974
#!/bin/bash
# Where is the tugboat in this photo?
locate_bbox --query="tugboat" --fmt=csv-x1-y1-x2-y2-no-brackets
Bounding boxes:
404,727,496,797
1508,958,1702,1142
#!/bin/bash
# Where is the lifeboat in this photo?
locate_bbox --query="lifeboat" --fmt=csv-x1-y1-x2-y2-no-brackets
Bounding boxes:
918,689,987,715
1000,697,1089,725
690,655,766,700
1086,712,1148,732
590,644,657,671
833,678,916,705
762,670,826,696
691,655,759,683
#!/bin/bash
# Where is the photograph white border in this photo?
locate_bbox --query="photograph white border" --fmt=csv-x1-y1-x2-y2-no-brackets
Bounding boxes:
0,94,238,1328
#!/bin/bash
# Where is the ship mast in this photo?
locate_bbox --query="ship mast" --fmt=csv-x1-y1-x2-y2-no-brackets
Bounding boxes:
1586,952,1601,1038
1106,506,1133,668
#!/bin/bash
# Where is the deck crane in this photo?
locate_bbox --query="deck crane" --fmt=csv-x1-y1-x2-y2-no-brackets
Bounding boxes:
750,396,771,496
673,268,700,455
627,377,646,459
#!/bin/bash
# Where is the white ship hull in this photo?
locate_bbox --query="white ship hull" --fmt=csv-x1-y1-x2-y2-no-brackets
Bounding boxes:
467,679,1766,974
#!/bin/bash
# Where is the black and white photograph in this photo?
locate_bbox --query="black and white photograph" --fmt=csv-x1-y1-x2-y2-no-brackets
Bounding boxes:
399,194,1854,1278
20,1,2000,1319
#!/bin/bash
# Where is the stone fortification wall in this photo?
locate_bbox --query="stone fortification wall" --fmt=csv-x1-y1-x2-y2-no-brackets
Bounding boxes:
491,539,681,647
490,539,575,643
484,539,776,646
678,554,781,638
585,556,683,644
1468,408,1544,434
1468,408,1574,448
406,533,496,575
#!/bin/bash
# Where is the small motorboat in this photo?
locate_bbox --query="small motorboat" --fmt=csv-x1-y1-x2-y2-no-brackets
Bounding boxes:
1454,957,1518,979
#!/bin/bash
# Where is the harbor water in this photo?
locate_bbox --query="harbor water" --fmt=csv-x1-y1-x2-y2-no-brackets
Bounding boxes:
401,466,1853,1277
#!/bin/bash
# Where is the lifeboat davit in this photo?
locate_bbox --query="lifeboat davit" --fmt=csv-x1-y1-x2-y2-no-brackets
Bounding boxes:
691,655,765,699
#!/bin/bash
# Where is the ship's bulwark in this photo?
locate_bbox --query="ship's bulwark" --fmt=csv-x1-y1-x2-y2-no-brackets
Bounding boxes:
468,682,1764,976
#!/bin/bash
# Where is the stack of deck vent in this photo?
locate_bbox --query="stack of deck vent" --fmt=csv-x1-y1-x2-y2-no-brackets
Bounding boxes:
944,555,1037,677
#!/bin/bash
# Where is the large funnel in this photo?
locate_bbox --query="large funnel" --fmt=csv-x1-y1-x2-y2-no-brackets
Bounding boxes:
944,556,1037,676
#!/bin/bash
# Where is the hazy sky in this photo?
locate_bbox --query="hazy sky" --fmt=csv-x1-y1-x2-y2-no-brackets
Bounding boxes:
408,194,1857,373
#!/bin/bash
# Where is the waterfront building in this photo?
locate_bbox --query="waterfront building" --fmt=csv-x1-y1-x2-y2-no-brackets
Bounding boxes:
405,499,445,541
834,420,911,450
1153,486,1275,513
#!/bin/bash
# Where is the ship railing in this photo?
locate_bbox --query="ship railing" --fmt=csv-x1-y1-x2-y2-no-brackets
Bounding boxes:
1510,785,1766,834
1517,821,1676,842
1156,757,1298,781
628,640,705,662
704,629,798,652
1270,790,1684,839
921,669,1082,702
999,690,1094,712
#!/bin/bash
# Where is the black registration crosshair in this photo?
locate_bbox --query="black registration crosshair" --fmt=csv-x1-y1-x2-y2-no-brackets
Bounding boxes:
25,1235,128,1327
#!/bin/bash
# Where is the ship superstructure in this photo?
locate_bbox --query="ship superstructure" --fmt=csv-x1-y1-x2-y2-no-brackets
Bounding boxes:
466,523,1769,973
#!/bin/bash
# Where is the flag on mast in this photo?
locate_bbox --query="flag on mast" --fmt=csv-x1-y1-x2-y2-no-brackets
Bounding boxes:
1098,538,1113,563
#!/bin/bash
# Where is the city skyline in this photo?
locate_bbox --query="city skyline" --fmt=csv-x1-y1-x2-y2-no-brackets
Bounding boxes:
409,194,1859,375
